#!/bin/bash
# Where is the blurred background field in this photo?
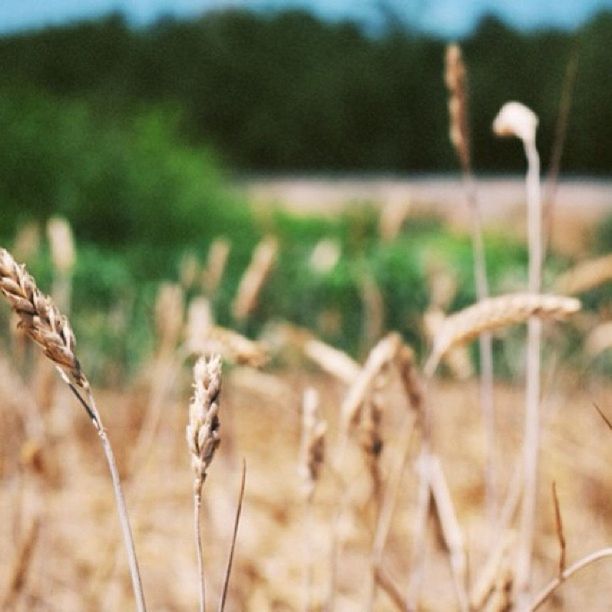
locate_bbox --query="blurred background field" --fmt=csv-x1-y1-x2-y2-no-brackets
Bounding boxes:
0,1,611,611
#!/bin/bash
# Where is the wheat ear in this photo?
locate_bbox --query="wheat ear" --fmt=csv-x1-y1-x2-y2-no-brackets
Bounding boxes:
0,247,147,612
554,253,612,295
232,236,278,322
445,43,497,519
186,354,222,612
425,293,580,377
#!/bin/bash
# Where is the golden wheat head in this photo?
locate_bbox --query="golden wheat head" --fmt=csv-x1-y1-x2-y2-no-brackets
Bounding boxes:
425,293,581,376
0,247,86,389
187,354,223,494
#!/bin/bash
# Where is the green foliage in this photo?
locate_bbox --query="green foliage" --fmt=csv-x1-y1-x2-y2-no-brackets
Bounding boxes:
0,89,252,250
1,10,611,172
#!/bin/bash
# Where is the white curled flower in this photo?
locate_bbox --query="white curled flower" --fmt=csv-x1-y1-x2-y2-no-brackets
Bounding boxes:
493,101,538,144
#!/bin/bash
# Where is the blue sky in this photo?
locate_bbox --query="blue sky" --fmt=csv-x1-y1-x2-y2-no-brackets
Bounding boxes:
0,0,611,37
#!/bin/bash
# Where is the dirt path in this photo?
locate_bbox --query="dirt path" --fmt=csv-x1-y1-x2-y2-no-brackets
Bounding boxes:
239,174,612,226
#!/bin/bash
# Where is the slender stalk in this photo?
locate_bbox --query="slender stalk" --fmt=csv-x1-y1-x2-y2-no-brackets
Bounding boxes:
194,492,206,612
219,461,246,612
444,44,496,516
463,172,496,521
99,426,147,612
303,495,314,612
529,548,612,611
515,136,543,606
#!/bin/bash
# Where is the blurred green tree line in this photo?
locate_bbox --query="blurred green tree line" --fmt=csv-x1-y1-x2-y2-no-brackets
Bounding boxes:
0,9,611,174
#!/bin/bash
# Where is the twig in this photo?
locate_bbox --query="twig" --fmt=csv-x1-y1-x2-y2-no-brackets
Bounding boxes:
592,402,612,431
218,460,246,612
551,482,566,578
530,548,612,611
543,44,579,253
429,456,469,612
1,517,40,610
374,565,414,612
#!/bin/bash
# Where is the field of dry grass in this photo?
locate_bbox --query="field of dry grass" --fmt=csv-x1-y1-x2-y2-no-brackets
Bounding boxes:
1,54,611,610
1,355,611,611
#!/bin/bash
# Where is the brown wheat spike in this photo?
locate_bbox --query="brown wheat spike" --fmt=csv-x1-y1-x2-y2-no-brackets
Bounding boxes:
155,282,185,353
445,43,470,171
359,372,386,502
0,247,88,394
232,236,278,321
303,336,360,385
202,237,231,297
299,387,327,500
425,293,581,377
395,342,424,414
554,253,612,295
189,323,268,369
187,354,222,495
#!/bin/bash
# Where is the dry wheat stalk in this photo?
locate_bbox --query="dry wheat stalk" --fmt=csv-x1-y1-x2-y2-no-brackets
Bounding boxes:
429,456,469,612
1,516,40,610
202,237,231,297
445,43,497,519
341,332,402,430
299,387,326,501
554,253,612,295
470,530,516,610
186,354,222,612
299,387,326,612
232,236,278,321
425,293,581,377
424,308,473,380
529,547,612,611
495,100,543,605
0,246,146,611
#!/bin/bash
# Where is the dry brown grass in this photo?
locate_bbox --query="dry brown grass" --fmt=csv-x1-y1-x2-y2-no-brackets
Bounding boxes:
1,212,611,612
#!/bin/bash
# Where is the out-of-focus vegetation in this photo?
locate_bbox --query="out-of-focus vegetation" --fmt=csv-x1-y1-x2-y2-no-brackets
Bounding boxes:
0,9,610,376
0,9,611,173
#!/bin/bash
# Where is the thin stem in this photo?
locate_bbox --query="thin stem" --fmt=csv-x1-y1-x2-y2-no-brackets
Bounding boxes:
463,171,496,522
98,427,147,612
303,494,314,612
218,460,246,612
515,138,542,606
529,547,612,611
194,490,206,612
